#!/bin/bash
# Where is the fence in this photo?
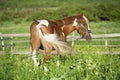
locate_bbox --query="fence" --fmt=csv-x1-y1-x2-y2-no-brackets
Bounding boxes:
67,33,120,48
0,33,120,54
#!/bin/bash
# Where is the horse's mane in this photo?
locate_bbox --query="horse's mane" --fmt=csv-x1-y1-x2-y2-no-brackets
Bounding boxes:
49,14,85,30
54,14,84,25
63,14,83,24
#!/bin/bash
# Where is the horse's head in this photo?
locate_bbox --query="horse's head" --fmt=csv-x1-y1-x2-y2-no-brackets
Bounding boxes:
72,14,92,40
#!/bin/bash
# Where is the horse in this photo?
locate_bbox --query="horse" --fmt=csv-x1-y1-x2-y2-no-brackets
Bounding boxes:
30,14,92,72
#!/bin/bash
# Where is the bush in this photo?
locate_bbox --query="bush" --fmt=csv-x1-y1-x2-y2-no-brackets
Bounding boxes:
0,0,120,21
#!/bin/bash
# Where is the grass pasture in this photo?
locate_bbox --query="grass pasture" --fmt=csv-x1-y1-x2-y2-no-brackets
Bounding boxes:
0,0,120,79
0,20,120,80
0,0,120,21
0,49,120,80
0,20,120,34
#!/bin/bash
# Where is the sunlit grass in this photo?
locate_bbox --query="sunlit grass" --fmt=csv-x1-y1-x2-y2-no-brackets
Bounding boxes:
90,21,120,34
0,50,119,80
0,20,120,34
0,20,31,34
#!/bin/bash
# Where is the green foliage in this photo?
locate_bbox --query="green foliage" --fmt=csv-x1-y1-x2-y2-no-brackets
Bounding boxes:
90,21,120,34
0,20,120,34
0,49,120,80
0,0,120,21
0,1,120,79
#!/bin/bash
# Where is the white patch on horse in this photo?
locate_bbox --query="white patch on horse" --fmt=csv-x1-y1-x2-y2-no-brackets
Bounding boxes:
37,20,49,27
36,22,60,45
62,32,65,37
36,22,45,39
36,23,42,28
61,25,65,31
44,34,60,42
32,50,39,66
72,18,78,26
61,27,64,31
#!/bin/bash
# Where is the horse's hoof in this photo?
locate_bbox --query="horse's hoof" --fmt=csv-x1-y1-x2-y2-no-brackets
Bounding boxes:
44,66,48,73
57,60,60,67
34,62,40,67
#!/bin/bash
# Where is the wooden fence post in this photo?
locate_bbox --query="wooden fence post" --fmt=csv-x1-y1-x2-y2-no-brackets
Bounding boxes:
10,36,13,51
105,40,108,49
0,33,5,50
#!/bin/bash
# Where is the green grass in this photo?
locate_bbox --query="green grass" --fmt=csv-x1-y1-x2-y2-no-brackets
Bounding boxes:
0,0,120,21
0,49,120,80
0,20,120,79
0,20,31,34
0,20,120,52
0,1,120,79
90,21,120,34
0,20,120,34
74,39,120,46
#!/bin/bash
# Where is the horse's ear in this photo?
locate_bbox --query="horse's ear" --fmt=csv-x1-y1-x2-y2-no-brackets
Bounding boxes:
80,13,84,18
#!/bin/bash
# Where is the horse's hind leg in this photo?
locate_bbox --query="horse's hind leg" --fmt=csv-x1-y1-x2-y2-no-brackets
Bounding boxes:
56,54,61,67
30,34,41,66
43,43,52,72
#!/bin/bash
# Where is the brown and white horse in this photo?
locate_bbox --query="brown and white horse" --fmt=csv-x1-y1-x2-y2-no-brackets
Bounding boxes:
30,14,92,71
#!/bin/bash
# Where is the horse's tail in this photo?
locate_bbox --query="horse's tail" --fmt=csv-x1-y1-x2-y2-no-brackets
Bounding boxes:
36,21,75,55
51,40,75,55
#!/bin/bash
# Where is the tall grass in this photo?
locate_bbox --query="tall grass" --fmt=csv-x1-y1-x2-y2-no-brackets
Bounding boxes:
0,49,120,80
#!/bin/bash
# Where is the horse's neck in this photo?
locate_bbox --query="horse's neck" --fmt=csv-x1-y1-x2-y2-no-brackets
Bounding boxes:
63,15,80,24
54,16,79,35
62,24,75,36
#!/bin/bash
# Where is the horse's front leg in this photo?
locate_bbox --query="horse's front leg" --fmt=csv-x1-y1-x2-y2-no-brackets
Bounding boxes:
60,32,66,41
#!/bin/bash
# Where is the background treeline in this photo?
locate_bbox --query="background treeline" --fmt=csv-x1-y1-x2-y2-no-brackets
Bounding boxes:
0,0,120,21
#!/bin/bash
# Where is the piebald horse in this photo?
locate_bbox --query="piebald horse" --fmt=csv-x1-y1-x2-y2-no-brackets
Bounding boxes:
30,14,92,72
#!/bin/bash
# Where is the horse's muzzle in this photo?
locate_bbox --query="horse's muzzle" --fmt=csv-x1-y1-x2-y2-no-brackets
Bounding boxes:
83,32,92,41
